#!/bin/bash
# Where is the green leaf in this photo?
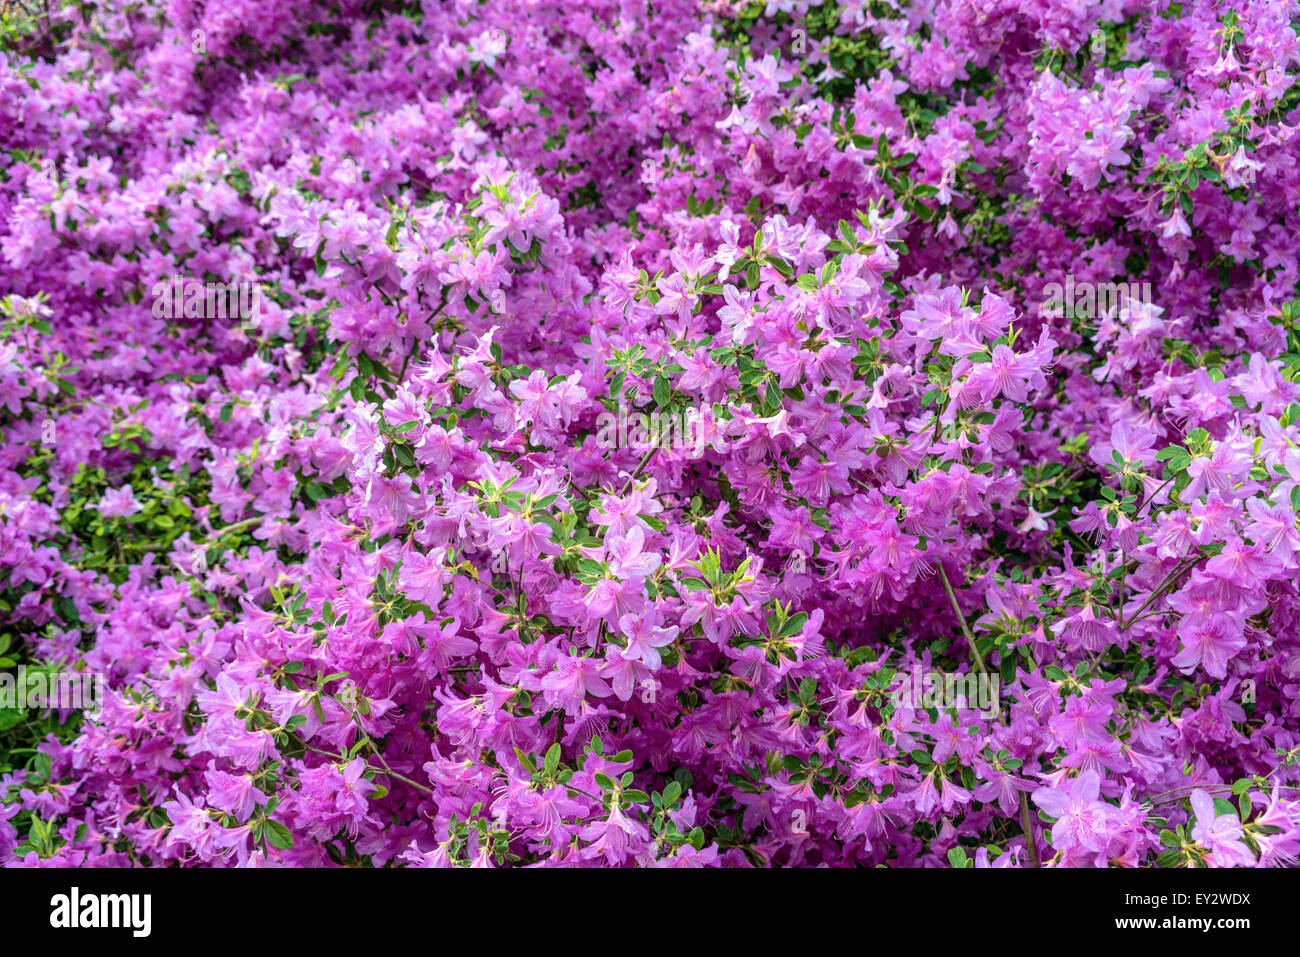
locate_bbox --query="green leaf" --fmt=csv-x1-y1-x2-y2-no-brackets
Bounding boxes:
544,743,561,777
652,376,670,408
264,819,294,850
779,612,809,638
1212,796,1237,818
514,748,537,773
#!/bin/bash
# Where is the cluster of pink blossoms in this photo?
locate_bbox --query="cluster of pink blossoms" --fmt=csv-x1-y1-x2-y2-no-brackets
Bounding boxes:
2,0,1300,867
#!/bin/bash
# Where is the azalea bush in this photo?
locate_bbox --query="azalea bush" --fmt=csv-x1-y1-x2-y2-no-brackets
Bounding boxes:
2,0,1300,868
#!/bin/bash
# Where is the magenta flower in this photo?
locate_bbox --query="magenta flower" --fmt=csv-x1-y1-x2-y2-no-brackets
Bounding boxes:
617,612,677,668
96,486,141,517
1032,771,1116,854
1171,614,1246,679
1189,790,1255,868
4,0,1300,874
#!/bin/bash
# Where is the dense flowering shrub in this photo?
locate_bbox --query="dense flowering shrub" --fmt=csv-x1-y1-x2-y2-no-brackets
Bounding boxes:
2,0,1300,868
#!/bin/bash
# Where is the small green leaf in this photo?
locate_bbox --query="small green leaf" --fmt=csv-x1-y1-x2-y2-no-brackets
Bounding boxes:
264,819,294,850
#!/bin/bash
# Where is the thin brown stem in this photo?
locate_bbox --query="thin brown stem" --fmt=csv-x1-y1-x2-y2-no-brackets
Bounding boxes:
936,563,1040,868
1120,555,1200,630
